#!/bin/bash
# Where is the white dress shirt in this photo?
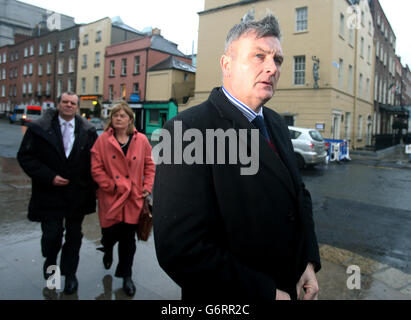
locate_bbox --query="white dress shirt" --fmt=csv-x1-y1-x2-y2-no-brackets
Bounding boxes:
59,116,75,158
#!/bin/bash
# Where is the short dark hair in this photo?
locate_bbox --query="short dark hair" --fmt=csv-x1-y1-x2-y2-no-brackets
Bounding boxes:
57,92,79,106
224,13,282,54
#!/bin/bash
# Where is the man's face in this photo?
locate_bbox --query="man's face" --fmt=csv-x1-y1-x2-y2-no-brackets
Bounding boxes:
58,93,79,120
221,32,284,110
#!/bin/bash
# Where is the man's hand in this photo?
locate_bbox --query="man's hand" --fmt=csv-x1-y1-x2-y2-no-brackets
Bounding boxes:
296,263,319,300
52,175,70,186
275,289,291,300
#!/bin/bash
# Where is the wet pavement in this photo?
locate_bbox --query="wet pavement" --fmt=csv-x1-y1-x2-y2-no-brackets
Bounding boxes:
0,118,410,300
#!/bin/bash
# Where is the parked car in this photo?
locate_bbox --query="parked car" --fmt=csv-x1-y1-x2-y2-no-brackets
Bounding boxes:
89,117,104,130
9,105,24,124
288,126,327,169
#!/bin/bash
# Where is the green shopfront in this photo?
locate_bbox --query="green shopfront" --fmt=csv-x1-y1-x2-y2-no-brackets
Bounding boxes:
143,101,178,142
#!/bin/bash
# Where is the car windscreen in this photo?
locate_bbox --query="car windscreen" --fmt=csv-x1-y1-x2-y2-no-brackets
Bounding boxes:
27,109,41,115
309,130,324,142
15,109,24,114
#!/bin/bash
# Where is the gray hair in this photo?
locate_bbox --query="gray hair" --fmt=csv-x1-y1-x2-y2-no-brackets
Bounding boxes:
224,13,282,54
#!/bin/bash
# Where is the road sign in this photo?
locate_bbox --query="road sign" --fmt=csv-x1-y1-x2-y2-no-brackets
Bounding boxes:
405,145,411,154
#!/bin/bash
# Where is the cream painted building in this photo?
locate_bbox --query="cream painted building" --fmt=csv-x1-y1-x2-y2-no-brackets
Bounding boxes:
76,17,143,115
146,56,196,104
184,0,375,149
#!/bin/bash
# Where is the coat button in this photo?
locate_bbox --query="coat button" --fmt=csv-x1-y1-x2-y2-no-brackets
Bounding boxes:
113,155,116,159
126,175,129,179
133,157,136,160
116,176,119,179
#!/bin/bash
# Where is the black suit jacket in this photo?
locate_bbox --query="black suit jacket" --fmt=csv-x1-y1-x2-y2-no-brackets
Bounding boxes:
17,109,98,221
153,87,321,301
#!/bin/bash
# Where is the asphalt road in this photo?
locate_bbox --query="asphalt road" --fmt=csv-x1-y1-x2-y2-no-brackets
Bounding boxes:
302,162,411,274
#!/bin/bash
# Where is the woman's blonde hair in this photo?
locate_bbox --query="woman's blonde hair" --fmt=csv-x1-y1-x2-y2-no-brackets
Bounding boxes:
105,101,136,135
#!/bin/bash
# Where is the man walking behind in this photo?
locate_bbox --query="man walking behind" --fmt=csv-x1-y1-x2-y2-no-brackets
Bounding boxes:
17,92,98,294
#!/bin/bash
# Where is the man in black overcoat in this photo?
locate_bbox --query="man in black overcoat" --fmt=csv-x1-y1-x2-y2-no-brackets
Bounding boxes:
17,92,97,294
153,14,321,301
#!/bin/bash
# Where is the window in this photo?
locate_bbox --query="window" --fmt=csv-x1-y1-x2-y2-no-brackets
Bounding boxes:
110,60,115,76
368,21,372,35
357,115,363,140
68,56,75,73
39,44,44,56
28,63,33,75
47,61,51,75
295,7,308,31
133,82,139,94
58,41,64,52
30,45,34,56
348,65,353,93
37,82,42,95
46,81,51,95
120,83,126,99
38,63,43,76
83,34,89,45
359,73,363,97
349,28,354,46
2,68,5,80
68,78,74,92
70,39,76,49
22,83,27,95
361,11,365,26
24,47,28,57
149,110,160,124
96,31,102,42
57,79,62,97
2,52,6,63
95,52,100,67
94,76,99,93
360,37,364,58
339,14,345,37
374,75,378,101
376,41,379,58
109,85,114,101
338,59,344,88
58,59,64,74
1,85,5,97
82,54,87,69
23,64,27,76
121,59,127,76
134,56,140,74
47,42,52,53
293,56,305,85
81,78,86,94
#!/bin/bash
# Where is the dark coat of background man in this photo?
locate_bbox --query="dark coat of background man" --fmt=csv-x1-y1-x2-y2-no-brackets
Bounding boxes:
153,13,321,301
17,92,98,295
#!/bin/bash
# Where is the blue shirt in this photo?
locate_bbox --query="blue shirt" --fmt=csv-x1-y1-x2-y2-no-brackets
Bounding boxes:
221,86,264,122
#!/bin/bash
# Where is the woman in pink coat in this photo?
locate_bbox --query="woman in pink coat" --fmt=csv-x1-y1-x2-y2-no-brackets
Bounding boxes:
91,102,155,296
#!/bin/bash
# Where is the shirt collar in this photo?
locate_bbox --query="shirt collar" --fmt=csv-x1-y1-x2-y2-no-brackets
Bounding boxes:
221,86,263,122
58,115,75,127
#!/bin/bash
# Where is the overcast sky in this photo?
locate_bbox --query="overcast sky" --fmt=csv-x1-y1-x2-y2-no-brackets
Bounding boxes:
21,0,410,67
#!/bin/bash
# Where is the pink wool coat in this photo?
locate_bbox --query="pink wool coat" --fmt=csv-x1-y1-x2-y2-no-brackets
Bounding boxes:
91,128,155,228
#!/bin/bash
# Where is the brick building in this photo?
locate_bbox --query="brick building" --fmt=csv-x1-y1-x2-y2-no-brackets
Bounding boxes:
369,0,398,135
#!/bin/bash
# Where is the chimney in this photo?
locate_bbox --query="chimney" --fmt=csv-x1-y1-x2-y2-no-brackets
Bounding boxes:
152,27,161,35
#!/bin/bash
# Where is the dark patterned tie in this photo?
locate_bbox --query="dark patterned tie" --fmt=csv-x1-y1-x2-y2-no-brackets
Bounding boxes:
251,115,278,154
